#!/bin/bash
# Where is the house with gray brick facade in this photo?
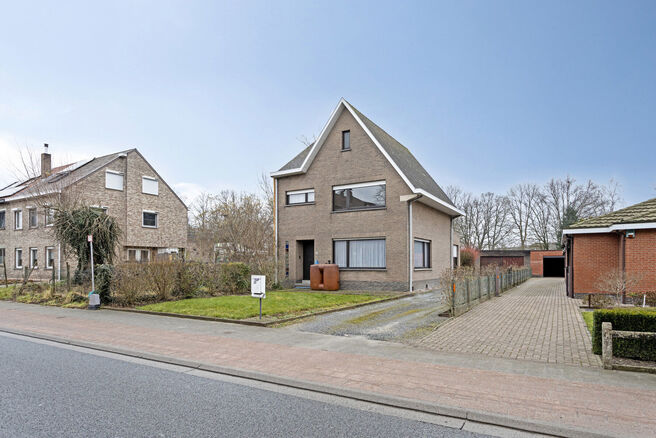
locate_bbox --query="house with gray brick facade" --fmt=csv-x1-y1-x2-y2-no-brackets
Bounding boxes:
271,99,463,291
0,146,187,281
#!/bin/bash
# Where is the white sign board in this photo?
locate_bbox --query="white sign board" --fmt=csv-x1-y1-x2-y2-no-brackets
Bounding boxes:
88,234,93,243
251,275,266,298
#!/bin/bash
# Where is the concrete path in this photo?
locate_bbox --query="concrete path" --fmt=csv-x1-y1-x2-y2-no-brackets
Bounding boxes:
0,301,655,437
293,290,448,342
418,278,600,367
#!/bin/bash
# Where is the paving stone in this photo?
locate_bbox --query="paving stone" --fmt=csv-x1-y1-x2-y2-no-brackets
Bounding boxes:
416,278,601,367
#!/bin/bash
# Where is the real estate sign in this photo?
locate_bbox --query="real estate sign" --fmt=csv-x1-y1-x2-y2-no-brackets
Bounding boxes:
251,275,266,299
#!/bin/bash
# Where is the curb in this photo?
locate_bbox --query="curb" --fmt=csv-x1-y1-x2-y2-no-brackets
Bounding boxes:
103,292,419,327
0,326,610,438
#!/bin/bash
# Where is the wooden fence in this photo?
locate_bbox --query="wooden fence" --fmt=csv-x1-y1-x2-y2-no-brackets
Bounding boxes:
448,267,532,317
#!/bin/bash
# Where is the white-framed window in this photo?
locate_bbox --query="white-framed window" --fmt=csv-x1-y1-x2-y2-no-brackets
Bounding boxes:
28,207,38,228
286,189,315,205
45,206,55,226
90,206,108,215
15,248,23,269
46,247,55,270
0,209,5,229
342,130,351,151
105,170,124,191
127,248,150,263
142,176,159,195
142,211,158,228
29,248,38,269
333,181,386,211
414,239,431,269
14,209,22,230
333,238,386,269
0,248,5,265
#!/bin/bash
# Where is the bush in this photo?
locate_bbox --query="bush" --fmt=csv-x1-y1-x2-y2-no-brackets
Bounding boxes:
145,261,178,301
175,261,202,298
112,263,152,306
95,264,114,303
629,291,656,307
592,308,656,361
220,262,250,294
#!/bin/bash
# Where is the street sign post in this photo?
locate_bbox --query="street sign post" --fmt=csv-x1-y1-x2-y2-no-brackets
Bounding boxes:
88,234,100,310
251,275,266,319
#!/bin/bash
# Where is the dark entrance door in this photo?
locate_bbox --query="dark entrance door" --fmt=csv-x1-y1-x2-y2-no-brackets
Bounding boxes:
302,240,314,281
543,256,565,277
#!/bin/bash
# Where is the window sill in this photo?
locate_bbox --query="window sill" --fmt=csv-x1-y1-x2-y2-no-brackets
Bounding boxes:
142,225,158,229
338,268,387,271
105,187,124,192
414,268,432,271
285,202,315,207
341,148,351,152
332,207,386,214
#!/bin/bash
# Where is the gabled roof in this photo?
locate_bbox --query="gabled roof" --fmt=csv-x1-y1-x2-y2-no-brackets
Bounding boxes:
272,99,463,217
564,198,656,234
0,150,133,202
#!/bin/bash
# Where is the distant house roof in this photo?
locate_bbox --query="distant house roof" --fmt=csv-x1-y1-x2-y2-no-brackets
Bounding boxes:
0,150,133,202
563,198,656,234
272,99,462,217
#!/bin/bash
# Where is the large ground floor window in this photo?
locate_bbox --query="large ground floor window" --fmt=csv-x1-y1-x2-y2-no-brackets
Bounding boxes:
333,238,386,269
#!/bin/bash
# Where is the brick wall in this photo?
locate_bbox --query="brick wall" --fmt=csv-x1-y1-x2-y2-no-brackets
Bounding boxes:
572,233,619,294
530,250,563,276
625,229,656,292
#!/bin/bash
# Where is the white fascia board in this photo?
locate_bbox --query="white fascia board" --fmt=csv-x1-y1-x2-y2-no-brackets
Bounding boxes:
415,189,465,217
333,180,386,190
563,222,656,235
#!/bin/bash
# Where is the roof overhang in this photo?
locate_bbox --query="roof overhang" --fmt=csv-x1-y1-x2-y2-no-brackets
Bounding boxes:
563,221,656,236
271,99,464,218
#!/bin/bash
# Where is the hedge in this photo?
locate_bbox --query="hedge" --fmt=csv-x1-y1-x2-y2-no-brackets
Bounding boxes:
592,308,656,361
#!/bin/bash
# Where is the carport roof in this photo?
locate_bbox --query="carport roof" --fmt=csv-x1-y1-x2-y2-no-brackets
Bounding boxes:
568,197,656,229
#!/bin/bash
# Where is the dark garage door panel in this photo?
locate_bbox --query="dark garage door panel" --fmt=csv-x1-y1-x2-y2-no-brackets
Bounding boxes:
543,256,564,277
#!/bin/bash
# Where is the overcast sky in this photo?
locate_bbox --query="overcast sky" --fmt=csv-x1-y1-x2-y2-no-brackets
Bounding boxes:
1,1,655,206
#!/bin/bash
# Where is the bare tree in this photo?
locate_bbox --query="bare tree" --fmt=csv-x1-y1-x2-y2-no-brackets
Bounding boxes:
528,191,553,250
507,183,541,249
595,269,642,304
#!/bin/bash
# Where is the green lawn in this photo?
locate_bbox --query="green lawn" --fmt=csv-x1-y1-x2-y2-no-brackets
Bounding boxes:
137,291,390,320
582,311,594,334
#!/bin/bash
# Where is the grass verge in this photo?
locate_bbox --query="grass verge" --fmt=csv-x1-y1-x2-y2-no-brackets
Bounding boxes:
582,311,593,334
138,291,391,320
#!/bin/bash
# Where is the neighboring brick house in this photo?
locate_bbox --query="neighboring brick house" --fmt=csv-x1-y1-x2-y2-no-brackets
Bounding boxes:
0,146,187,281
563,198,656,298
271,99,463,291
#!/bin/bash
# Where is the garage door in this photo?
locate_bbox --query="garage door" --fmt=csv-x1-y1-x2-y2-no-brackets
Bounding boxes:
543,256,564,277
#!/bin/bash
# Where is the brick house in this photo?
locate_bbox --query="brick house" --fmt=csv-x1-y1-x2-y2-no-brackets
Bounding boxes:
0,146,188,281
271,99,463,291
478,249,564,277
563,198,656,298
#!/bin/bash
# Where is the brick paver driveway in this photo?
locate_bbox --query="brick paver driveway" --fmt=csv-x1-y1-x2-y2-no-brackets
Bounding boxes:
417,278,601,367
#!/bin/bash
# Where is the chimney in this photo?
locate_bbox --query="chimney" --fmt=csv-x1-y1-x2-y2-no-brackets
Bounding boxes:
41,143,51,177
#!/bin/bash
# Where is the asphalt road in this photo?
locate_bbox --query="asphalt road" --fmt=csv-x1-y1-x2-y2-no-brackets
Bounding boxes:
0,335,489,438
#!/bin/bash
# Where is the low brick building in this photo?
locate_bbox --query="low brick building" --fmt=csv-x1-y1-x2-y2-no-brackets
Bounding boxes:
0,146,187,281
478,249,564,277
563,198,656,298
271,99,463,291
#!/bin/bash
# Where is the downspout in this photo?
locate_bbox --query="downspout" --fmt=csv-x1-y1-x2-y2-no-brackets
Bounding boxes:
449,217,454,269
406,194,422,292
619,231,626,304
273,177,278,284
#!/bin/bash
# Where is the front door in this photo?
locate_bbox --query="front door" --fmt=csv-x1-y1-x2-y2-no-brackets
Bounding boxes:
302,240,314,281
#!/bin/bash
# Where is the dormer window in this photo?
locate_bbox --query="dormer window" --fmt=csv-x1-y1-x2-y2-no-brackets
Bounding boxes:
341,130,350,151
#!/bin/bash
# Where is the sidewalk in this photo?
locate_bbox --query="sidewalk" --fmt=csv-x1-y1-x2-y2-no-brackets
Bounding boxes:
1,301,655,437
